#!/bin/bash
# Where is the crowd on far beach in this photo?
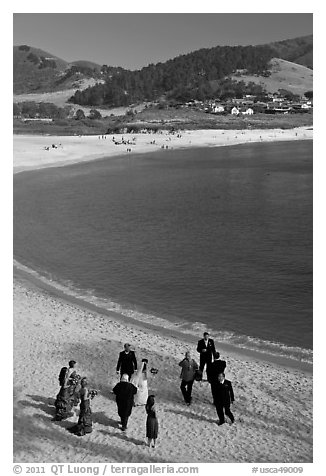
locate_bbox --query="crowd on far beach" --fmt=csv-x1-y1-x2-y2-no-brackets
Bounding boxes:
53,332,234,448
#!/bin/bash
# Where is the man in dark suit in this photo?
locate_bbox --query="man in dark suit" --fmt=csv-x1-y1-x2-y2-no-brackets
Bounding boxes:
113,374,137,431
196,332,216,373
211,372,235,425
207,352,227,402
207,352,226,383
116,343,137,380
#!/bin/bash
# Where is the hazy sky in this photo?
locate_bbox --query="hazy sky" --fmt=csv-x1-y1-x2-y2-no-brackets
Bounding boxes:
13,13,312,70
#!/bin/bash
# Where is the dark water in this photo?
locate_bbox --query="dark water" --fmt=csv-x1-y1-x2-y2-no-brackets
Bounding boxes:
14,141,313,358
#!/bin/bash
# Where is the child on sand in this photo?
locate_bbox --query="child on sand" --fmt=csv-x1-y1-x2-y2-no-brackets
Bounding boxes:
145,395,159,448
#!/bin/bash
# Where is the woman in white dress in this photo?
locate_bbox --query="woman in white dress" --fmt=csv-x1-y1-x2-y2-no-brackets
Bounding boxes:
132,358,149,406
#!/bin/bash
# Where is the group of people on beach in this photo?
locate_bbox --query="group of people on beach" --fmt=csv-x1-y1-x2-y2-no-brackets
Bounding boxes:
53,332,234,445
54,360,97,436
53,344,159,447
179,332,235,425
113,345,159,447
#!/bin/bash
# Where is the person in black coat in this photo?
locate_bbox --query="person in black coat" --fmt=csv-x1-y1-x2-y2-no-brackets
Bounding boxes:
207,352,226,383
207,352,227,402
211,372,235,425
196,332,216,373
116,343,137,380
112,374,137,431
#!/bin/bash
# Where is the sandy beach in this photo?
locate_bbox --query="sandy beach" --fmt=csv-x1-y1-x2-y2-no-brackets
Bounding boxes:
13,128,313,463
13,126,313,173
13,272,312,463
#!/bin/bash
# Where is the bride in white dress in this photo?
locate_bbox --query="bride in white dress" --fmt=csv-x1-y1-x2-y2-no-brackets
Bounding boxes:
132,358,149,406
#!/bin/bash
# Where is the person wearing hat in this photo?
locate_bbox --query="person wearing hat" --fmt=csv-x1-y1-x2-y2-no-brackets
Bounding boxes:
116,343,138,380
113,374,137,431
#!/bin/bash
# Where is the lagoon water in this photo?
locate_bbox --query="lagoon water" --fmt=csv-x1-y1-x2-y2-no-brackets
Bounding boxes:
14,140,312,359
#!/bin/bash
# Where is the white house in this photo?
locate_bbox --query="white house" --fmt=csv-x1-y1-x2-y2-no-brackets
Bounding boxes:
242,108,254,115
231,107,240,115
212,105,225,113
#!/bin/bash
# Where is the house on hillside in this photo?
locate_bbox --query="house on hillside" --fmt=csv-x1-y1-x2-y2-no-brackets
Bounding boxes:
231,107,240,115
242,108,254,115
212,104,225,114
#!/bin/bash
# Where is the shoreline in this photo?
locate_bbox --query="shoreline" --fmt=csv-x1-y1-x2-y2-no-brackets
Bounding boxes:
13,126,313,174
13,261,312,375
13,263,313,463
13,128,313,374
13,129,313,462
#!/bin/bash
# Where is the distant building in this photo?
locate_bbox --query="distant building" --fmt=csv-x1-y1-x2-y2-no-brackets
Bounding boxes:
242,108,254,115
231,107,240,115
212,105,225,113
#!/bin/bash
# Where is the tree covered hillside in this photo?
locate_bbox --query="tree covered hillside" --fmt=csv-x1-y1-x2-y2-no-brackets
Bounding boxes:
68,34,312,108
69,45,275,107
267,35,313,69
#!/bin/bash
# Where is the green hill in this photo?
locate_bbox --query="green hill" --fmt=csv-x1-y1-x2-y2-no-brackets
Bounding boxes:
13,35,313,104
230,57,313,95
268,35,313,69
13,45,104,94
68,35,313,107
70,60,102,71
13,45,69,93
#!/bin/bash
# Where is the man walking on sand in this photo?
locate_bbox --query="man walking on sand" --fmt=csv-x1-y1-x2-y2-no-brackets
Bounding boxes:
211,372,235,425
116,343,137,380
207,352,227,403
197,332,216,374
113,374,137,431
179,351,199,406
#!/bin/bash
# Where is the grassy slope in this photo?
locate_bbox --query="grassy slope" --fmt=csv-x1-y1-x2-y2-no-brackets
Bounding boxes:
230,58,313,95
70,60,102,71
13,46,68,94
13,78,116,117
268,34,313,69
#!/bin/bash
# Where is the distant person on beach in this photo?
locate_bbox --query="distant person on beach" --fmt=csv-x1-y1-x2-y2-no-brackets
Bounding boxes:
116,343,138,380
179,351,199,405
113,374,137,431
145,395,159,448
132,358,149,406
197,332,216,374
211,372,235,426
69,377,98,436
